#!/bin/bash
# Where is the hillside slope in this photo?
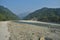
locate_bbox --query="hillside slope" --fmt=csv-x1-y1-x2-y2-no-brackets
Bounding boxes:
24,7,60,23
0,6,20,21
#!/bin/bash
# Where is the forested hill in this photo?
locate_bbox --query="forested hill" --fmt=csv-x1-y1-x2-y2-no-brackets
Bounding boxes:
24,7,60,23
0,6,20,21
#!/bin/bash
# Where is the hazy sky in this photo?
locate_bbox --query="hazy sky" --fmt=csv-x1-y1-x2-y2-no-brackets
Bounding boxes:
0,0,60,14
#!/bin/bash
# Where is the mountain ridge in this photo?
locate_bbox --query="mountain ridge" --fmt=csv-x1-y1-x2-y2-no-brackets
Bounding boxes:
0,6,20,21
24,7,60,23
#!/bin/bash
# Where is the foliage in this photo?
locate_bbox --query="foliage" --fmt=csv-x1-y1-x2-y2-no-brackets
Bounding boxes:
24,7,60,23
0,6,20,21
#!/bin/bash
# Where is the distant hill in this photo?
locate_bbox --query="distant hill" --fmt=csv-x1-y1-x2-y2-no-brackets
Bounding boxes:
0,6,20,21
24,7,60,23
18,12,31,19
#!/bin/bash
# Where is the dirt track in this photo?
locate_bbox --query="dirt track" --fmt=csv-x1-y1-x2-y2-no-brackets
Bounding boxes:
0,21,10,40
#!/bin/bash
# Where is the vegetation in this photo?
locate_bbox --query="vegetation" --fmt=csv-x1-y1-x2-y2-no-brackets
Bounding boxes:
0,6,20,21
24,7,60,23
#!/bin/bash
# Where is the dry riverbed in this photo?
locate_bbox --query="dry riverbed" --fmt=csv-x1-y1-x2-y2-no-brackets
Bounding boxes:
0,21,60,40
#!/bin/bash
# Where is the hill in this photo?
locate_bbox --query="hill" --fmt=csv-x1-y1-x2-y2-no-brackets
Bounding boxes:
0,6,20,21
18,12,30,19
24,7,60,23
